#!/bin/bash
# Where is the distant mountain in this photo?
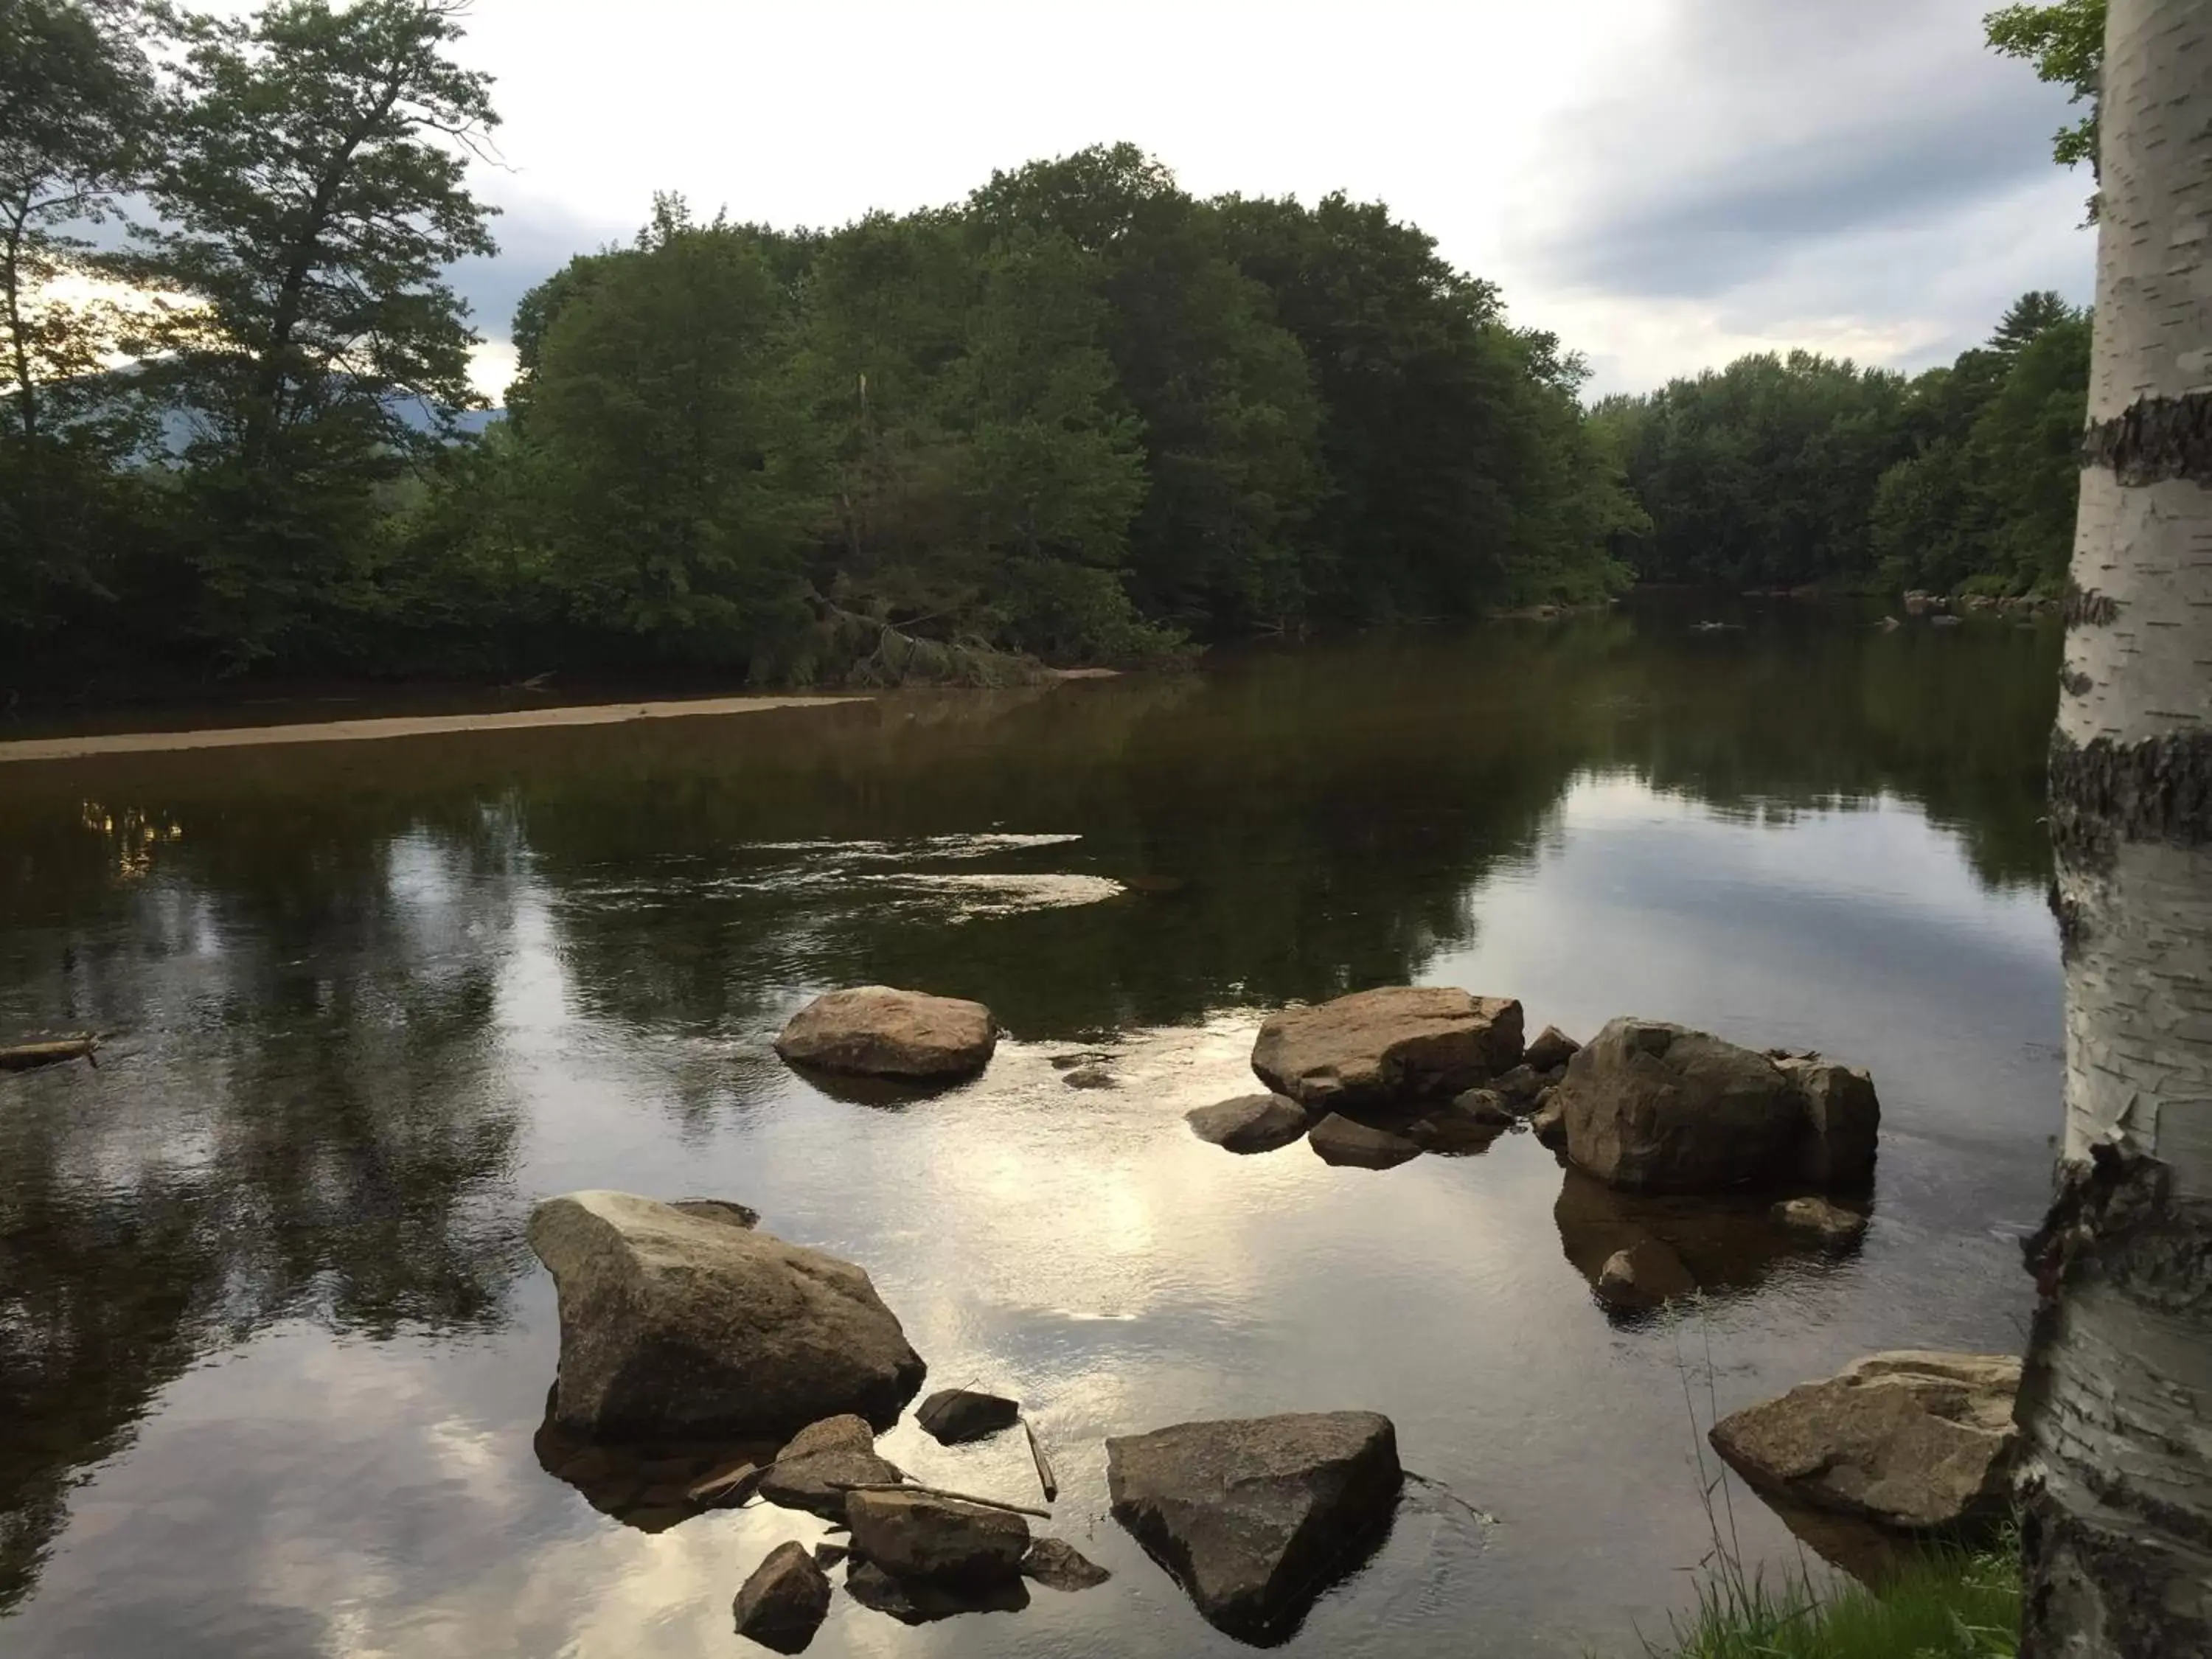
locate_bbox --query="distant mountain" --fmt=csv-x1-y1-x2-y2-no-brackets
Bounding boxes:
150,396,502,457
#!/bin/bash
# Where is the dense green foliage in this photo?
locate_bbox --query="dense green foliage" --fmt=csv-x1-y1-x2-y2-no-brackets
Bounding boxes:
0,1,1638,697
1596,293,2090,595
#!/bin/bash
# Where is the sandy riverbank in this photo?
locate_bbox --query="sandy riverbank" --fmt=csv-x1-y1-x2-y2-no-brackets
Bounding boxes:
0,695,866,764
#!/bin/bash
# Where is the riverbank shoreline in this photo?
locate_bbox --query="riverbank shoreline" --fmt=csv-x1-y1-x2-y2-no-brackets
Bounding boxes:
0,694,869,764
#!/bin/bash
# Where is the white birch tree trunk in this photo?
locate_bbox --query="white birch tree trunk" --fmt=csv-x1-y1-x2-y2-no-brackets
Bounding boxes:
2017,1,2212,1652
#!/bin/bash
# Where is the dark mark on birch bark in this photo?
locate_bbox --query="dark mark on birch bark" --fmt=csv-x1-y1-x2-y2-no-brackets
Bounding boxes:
2061,581,2119,630
2048,728,2212,870
2080,389,2212,485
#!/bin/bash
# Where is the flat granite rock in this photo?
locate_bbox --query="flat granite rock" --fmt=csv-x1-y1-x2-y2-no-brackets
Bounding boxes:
1710,1352,2020,1534
1251,987,1524,1110
1107,1411,1402,1641
774,986,996,1080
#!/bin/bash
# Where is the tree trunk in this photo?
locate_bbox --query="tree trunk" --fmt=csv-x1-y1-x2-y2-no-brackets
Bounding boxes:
2016,2,2212,1654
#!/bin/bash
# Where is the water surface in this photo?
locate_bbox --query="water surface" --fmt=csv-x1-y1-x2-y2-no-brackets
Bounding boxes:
0,600,2064,1657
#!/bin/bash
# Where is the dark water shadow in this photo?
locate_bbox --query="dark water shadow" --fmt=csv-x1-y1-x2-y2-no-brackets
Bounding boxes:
532,1398,780,1534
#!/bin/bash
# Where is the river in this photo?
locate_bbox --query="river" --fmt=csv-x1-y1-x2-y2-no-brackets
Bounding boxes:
0,597,2063,1657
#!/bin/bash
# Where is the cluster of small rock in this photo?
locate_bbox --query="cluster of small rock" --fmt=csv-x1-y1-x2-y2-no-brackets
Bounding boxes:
518,981,2014,1646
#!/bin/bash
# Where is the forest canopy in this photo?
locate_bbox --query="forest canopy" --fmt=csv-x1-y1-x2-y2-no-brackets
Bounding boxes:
1,0,2093,702
1592,291,2091,597
0,0,1642,696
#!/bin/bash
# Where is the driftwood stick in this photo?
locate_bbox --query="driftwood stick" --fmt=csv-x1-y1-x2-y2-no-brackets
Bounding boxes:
828,1480,1050,1520
686,1458,769,1506
1023,1418,1058,1503
1,1035,98,1074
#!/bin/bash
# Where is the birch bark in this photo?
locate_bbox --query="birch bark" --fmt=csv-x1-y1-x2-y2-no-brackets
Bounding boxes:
2017,2,2212,1653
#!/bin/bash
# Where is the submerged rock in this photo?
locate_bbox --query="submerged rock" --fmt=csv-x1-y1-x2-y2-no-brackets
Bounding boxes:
773,986,996,1079
1251,987,1524,1110
1107,1411,1402,1641
1773,1196,1870,1250
527,1192,925,1441
1185,1093,1310,1154
917,1388,1021,1446
758,1416,901,1519
1061,1065,1116,1090
1710,1352,2020,1534
1307,1113,1422,1169
732,1541,832,1653
1022,1536,1113,1591
1557,1020,1878,1193
1595,1237,1697,1312
1525,1025,1582,1073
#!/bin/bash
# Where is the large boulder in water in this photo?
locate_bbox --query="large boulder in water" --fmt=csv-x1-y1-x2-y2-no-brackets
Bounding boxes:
1251,987,1523,1110
1557,1020,1878,1193
1107,1411,1402,1641
1710,1352,2020,1534
527,1191,926,1441
773,986,996,1079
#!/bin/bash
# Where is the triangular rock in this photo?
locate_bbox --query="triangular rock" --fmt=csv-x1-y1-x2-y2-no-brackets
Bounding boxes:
1106,1411,1402,1640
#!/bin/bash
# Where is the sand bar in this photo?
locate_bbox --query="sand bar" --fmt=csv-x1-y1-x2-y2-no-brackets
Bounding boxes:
0,695,865,764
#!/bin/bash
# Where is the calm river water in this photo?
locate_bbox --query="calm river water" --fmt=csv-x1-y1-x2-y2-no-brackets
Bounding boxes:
0,599,2064,1658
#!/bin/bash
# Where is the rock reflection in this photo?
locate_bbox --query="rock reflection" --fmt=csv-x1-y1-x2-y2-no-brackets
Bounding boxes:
1551,1167,1835,1309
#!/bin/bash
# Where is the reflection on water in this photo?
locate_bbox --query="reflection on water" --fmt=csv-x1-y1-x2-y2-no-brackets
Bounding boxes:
0,600,2061,1656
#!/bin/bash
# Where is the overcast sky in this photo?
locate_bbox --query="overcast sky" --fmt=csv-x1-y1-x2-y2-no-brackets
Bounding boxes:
426,0,2094,400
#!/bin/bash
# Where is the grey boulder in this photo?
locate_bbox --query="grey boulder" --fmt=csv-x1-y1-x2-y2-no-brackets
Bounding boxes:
846,1489,1030,1583
1251,987,1523,1110
757,1415,902,1519
1558,1020,1878,1193
916,1388,1021,1445
732,1541,831,1654
1107,1411,1402,1641
1710,1352,2020,1534
1186,1093,1310,1153
1307,1113,1422,1169
527,1191,925,1441
774,986,996,1079
1774,1056,1882,1189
